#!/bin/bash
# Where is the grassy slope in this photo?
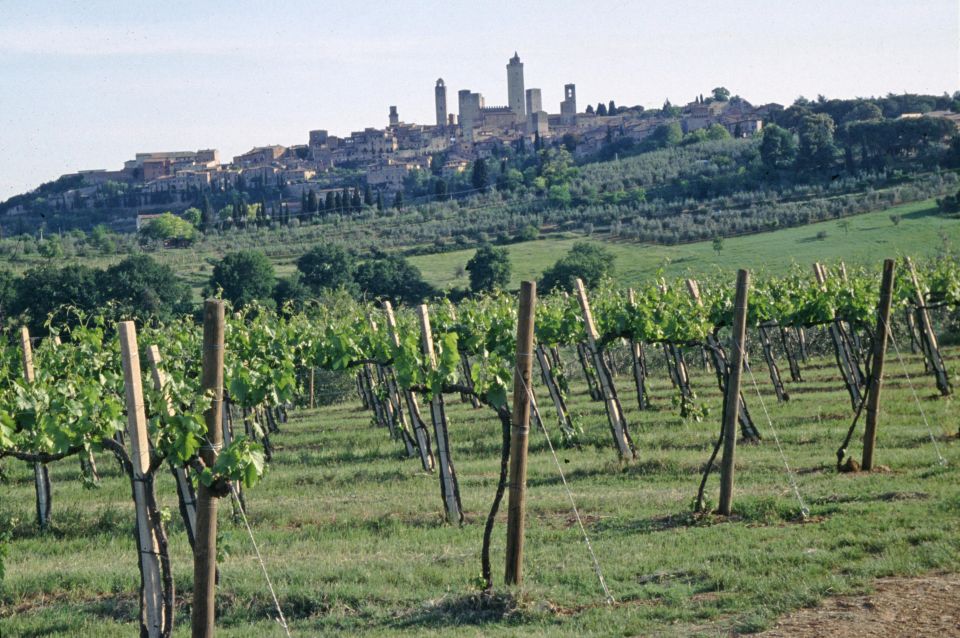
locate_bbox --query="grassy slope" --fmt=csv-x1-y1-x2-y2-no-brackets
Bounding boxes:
2,344,958,636
411,198,960,290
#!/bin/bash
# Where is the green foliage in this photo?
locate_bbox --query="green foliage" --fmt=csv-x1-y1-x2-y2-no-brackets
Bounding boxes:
760,124,798,170
297,244,357,295
540,242,615,293
138,212,198,246
354,255,436,305
465,244,511,293
97,254,192,322
208,250,276,309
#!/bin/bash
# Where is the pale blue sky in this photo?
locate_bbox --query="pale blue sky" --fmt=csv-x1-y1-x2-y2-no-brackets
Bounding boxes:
1,0,957,199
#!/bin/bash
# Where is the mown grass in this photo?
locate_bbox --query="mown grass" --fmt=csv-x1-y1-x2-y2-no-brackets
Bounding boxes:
411,198,960,290
1,340,958,636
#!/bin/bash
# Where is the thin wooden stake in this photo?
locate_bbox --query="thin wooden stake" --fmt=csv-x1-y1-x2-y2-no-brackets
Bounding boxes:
906,257,952,396
383,301,434,472
574,279,635,459
862,259,896,470
20,327,52,531
719,270,750,516
146,345,199,549
505,281,536,586
417,304,463,524
118,322,165,638
193,300,225,638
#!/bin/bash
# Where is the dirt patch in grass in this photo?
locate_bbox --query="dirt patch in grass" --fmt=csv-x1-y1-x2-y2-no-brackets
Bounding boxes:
754,573,960,637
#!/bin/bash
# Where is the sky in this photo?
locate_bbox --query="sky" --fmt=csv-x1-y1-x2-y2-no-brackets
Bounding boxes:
0,0,957,200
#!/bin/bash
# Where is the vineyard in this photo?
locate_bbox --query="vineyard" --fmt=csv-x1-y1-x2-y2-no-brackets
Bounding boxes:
1,256,959,636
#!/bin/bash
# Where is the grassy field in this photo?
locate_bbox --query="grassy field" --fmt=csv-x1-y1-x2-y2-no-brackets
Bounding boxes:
2,338,958,636
411,199,960,290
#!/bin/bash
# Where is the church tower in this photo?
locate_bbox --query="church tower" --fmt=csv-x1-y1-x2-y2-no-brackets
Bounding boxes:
435,79,447,129
506,52,525,124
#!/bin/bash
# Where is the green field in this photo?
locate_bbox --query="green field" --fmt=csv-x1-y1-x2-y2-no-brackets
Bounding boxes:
411,199,960,290
2,343,958,636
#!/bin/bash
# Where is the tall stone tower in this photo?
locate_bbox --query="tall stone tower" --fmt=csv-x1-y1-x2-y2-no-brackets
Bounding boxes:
389,105,399,128
506,52,525,124
561,83,577,125
435,79,447,128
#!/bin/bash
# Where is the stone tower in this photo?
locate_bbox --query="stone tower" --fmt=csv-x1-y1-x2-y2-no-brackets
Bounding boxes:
435,79,447,128
389,105,399,128
506,52,525,124
561,83,577,125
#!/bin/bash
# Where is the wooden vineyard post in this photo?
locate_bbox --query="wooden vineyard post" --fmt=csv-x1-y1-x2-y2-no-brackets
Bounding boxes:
368,315,415,456
193,300,225,638
535,344,575,438
146,345,199,549
574,279,636,459
627,289,649,410
906,257,952,396
505,281,536,586
814,263,863,410
383,301,434,472
862,259,896,470
118,322,166,638
20,327,52,531
719,270,750,516
687,279,760,441
309,368,315,409
417,304,463,523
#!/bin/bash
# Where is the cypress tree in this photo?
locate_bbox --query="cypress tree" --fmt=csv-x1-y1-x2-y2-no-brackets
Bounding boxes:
363,184,373,206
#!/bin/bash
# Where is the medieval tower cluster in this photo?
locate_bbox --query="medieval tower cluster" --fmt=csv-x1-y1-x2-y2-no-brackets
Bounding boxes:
434,52,573,143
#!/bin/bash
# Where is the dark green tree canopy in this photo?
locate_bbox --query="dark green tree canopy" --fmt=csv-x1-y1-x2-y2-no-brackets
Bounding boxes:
465,243,511,293
540,242,615,292
759,123,798,171
11,264,101,334
354,254,436,305
296,243,357,294
208,250,276,309
97,254,192,322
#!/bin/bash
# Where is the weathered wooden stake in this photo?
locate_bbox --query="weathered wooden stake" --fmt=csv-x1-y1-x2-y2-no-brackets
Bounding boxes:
20,327,52,531
193,300,225,638
146,345,199,549
574,278,635,459
384,301,435,472
417,304,463,524
309,368,315,409
862,259,896,470
505,281,536,586
719,270,750,516
906,257,952,396
118,322,165,638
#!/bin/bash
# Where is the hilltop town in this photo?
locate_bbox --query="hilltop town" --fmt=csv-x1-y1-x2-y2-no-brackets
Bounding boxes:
2,52,781,232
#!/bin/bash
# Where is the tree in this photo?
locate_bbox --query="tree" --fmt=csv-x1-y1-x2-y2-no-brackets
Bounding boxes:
11,264,101,334
585,104,595,115
838,219,851,234
465,243,511,292
325,191,335,212
712,87,731,102
182,207,202,229
354,255,437,305
296,243,357,294
539,242,614,293
207,250,276,309
712,237,724,255
201,195,216,229
89,224,116,253
272,274,311,313
393,191,404,210
376,190,384,212
434,179,449,201
351,188,362,209
596,103,608,116
306,189,319,214
646,122,683,149
608,100,617,115
363,184,374,206
97,254,192,321
471,158,489,190
842,101,883,124
138,212,198,246
759,123,798,170
796,113,839,173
